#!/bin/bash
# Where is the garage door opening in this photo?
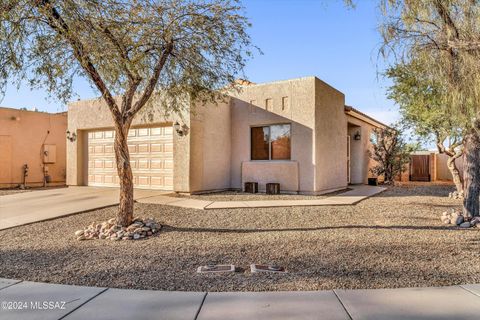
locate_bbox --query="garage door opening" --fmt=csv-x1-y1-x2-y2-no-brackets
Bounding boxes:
87,126,174,190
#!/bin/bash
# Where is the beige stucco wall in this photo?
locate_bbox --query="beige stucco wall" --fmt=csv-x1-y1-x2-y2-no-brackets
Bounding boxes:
398,152,464,182
188,98,232,193
242,161,299,192
0,107,67,187
67,98,191,192
67,76,385,194
230,77,317,193
436,153,464,181
314,78,347,192
346,115,379,184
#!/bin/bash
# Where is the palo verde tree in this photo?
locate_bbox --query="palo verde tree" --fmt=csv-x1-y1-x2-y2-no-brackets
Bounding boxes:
0,0,254,226
386,60,465,193
369,124,415,184
380,0,480,217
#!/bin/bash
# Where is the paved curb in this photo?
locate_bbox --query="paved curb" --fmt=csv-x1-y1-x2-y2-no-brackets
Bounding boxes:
1,279,480,320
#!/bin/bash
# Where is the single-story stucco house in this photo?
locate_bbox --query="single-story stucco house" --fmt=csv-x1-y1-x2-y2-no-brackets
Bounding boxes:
0,107,67,188
67,76,387,194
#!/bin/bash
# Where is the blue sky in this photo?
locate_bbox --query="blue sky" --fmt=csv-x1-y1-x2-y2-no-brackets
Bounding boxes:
0,0,399,125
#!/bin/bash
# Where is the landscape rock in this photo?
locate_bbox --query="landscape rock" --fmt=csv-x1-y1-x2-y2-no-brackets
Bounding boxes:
449,191,464,200
455,215,464,225
75,217,161,241
460,222,471,228
441,217,451,224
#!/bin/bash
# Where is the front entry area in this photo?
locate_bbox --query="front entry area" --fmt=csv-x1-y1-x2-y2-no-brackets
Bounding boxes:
87,126,174,190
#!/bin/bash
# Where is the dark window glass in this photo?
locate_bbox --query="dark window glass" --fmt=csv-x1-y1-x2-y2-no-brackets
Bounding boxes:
270,124,291,160
251,126,270,160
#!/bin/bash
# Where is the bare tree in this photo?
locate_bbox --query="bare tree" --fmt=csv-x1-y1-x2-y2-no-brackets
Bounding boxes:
0,0,254,226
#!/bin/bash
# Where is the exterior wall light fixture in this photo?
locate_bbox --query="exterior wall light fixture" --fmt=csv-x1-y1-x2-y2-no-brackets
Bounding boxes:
66,130,77,142
173,121,189,136
354,131,361,140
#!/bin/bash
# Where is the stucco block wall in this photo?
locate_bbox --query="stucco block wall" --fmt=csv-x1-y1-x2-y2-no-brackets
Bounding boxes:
67,99,190,191
230,77,316,193
188,99,232,193
0,108,67,187
398,152,464,182
436,153,464,181
314,79,347,192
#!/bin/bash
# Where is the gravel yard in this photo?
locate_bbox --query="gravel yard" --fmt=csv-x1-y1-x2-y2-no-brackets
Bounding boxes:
1,185,479,292
173,189,349,201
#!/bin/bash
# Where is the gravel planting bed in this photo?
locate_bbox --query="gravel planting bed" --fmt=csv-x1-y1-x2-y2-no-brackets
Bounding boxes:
174,188,349,201
1,185,479,292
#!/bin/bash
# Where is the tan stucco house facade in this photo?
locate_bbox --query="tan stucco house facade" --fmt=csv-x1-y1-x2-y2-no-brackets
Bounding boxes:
0,107,67,188
67,76,386,194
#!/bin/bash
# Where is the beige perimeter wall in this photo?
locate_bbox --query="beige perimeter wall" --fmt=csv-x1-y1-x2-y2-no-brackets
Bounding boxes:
0,107,67,187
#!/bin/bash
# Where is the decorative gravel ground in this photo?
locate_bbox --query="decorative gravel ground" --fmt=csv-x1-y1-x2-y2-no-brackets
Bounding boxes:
1,185,479,292
174,188,350,201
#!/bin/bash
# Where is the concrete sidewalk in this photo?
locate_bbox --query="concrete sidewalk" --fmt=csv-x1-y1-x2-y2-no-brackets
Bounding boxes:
137,185,387,210
0,187,167,230
1,279,480,319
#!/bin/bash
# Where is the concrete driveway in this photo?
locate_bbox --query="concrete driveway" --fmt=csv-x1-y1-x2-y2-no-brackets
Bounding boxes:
0,187,167,230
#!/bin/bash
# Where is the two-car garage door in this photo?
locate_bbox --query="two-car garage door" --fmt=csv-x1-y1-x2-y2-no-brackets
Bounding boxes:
87,126,174,190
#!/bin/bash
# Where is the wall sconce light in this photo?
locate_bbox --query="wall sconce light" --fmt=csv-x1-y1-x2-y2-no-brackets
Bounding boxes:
354,131,361,140
10,116,20,121
173,121,189,136
66,130,77,142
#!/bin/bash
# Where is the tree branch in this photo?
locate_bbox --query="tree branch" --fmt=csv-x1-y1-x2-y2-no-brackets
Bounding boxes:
127,41,174,118
36,0,122,121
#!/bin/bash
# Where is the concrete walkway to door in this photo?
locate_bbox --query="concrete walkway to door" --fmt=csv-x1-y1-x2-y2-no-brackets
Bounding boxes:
0,187,167,230
137,185,387,210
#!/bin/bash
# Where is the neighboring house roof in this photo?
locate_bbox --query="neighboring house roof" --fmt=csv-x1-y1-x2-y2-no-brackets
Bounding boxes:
0,106,66,115
344,105,390,129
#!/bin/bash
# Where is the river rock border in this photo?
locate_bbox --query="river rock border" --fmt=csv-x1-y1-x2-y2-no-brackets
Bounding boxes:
74,217,161,241
441,209,480,228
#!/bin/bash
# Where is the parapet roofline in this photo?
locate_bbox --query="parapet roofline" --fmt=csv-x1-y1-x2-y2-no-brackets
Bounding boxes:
0,106,66,115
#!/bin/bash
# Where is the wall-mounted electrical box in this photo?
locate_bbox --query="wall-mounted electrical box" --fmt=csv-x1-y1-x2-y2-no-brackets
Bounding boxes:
43,144,57,164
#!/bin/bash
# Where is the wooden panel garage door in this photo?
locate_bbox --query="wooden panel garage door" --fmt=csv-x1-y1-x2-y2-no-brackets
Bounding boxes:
88,127,174,190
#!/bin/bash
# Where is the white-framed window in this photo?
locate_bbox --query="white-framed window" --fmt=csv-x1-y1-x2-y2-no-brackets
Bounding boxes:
370,130,378,145
251,124,291,160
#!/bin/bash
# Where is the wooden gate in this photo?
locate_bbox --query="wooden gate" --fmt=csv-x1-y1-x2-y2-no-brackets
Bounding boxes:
410,155,430,181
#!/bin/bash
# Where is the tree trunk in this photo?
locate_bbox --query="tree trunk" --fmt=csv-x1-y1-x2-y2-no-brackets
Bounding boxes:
447,155,463,194
462,130,480,218
114,124,134,227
